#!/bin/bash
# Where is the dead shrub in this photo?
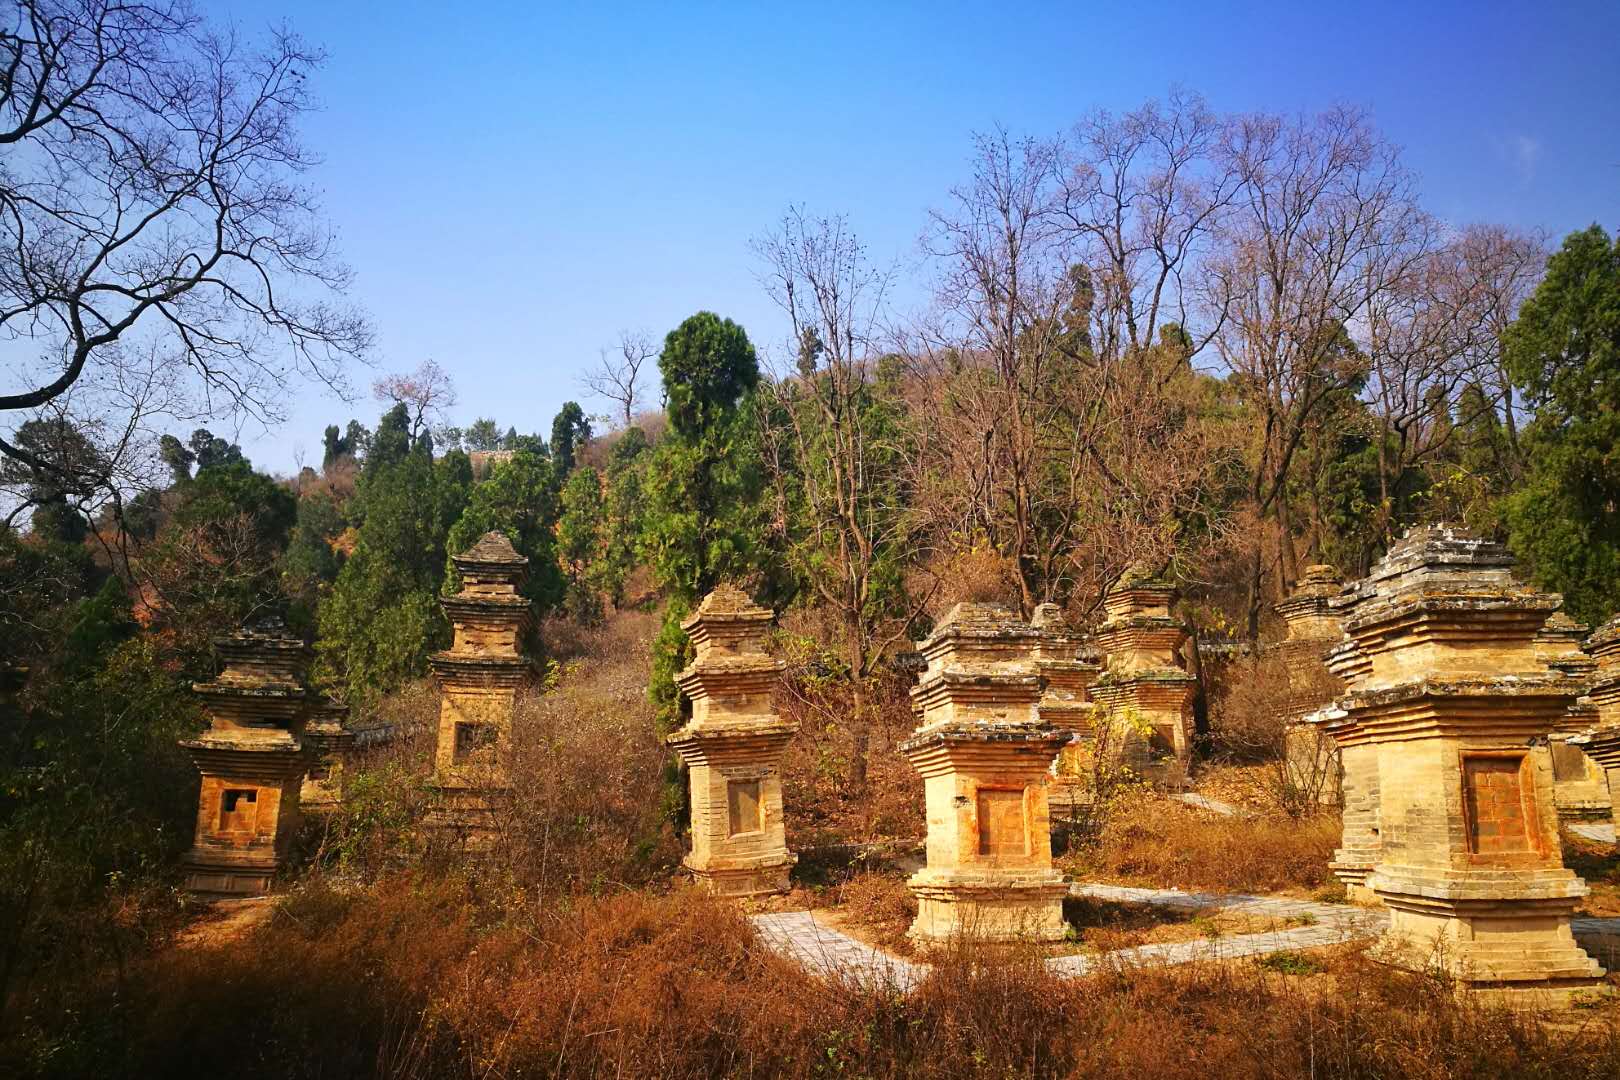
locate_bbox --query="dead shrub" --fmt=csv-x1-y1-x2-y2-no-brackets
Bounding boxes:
485,610,682,895
831,872,917,951
775,642,924,843
1207,650,1344,815
1068,795,1342,894
10,875,1620,1079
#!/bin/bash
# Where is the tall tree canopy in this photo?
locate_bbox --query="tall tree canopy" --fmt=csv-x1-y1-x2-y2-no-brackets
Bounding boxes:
1502,225,1620,624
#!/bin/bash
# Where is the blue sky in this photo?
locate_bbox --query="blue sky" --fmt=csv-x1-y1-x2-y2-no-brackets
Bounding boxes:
212,0,1620,473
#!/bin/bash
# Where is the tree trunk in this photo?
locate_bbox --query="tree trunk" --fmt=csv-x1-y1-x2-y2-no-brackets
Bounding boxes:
848,625,870,793
849,678,870,793
1245,540,1264,639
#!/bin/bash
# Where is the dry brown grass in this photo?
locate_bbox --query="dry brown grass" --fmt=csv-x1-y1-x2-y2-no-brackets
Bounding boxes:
1564,829,1620,918
1066,795,1343,895
774,647,924,845
303,609,682,895
819,871,918,953
10,874,1620,1080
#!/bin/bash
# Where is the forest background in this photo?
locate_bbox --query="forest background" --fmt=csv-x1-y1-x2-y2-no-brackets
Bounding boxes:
2,3,1620,1075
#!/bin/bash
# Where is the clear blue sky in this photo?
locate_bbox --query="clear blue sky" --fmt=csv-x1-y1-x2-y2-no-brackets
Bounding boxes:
212,0,1620,473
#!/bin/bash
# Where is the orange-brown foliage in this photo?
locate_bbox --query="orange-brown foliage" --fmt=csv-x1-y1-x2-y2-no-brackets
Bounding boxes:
11,876,1620,1079
1068,796,1342,895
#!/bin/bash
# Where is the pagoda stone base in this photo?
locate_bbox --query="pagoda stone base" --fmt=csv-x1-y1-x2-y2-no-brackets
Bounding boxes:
907,869,1068,944
1330,859,1379,906
182,848,280,896
683,852,796,897
423,783,508,848
1369,870,1608,1005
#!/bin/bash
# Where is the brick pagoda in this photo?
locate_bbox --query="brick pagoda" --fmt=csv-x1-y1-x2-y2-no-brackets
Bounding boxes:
180,617,313,896
1313,526,1606,1004
902,603,1069,944
1029,602,1100,819
1089,573,1196,787
666,584,797,896
429,532,533,833
1273,565,1349,802
298,696,352,810
1564,616,1620,830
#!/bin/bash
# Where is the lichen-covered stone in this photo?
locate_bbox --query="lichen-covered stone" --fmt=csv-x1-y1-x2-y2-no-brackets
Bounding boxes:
666,585,797,896
180,616,313,896
902,604,1069,943
1312,526,1607,1006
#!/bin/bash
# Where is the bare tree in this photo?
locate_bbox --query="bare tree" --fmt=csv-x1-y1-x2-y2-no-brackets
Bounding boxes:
584,330,656,429
372,360,456,442
906,125,1245,616
755,206,930,790
908,129,1079,613
1201,106,1429,633
0,1,370,489
1056,89,1238,360
1445,224,1546,463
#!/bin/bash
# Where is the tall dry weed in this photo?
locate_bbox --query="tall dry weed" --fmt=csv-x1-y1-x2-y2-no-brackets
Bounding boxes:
11,876,1620,1079
1069,795,1342,894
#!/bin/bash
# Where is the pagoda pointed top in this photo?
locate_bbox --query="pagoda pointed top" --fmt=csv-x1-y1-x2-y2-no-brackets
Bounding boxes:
1298,564,1344,592
449,530,528,594
1586,615,1620,666
1103,569,1178,622
1030,602,1072,633
1541,611,1590,638
1030,601,1093,661
210,613,310,686
930,602,1032,635
461,531,527,566
1364,524,1516,593
682,583,773,655
1537,610,1596,678
1276,564,1349,636
915,602,1039,672
695,582,763,616
1343,523,1564,662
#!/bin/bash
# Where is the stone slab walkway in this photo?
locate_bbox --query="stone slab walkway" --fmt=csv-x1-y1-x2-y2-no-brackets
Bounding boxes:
751,911,928,991
1054,884,1387,976
753,882,1620,987
1569,822,1617,845
1169,793,1243,817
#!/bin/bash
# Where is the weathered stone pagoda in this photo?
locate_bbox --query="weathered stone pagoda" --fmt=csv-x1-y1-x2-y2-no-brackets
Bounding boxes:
429,532,533,831
1029,603,1101,818
666,584,797,896
298,696,352,810
180,617,313,896
1089,573,1196,786
902,603,1069,943
1273,565,1349,804
1564,616,1620,832
1585,617,1620,731
1313,526,1606,1004
1534,614,1614,827
1314,576,1383,901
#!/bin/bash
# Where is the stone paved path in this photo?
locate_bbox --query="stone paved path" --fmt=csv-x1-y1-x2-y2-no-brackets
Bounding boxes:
1570,822,1617,844
1054,884,1387,976
751,911,928,990
751,883,1620,987
1169,793,1243,817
